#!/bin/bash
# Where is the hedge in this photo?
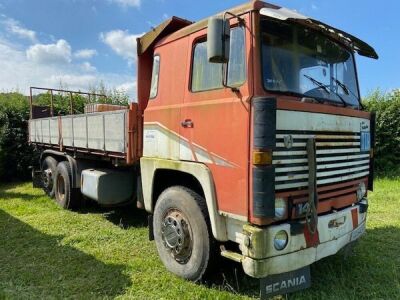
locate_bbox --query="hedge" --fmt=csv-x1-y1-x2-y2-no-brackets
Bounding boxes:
363,89,400,176
0,93,36,181
0,88,129,182
0,89,398,181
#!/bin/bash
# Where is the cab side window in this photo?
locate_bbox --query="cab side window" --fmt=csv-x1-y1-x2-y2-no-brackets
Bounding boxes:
150,55,160,99
227,26,246,86
191,26,246,92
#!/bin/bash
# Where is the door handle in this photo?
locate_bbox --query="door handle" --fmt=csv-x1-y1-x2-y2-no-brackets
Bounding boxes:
181,119,194,128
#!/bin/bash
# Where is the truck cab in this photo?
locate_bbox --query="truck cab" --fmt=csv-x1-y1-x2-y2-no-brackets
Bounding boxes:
29,1,377,297
137,0,376,294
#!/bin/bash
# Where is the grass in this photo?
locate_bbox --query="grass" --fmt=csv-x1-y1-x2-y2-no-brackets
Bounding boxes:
0,178,399,299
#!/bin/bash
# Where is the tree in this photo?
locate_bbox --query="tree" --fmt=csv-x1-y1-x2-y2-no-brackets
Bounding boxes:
363,89,400,176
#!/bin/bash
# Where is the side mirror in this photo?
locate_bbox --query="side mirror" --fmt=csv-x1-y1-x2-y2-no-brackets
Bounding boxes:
207,16,230,63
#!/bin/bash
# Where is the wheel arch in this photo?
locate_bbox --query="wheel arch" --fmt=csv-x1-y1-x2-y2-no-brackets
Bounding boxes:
140,157,228,241
152,169,205,206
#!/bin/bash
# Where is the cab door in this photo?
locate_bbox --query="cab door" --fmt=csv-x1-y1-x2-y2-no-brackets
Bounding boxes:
143,37,189,160
180,15,252,219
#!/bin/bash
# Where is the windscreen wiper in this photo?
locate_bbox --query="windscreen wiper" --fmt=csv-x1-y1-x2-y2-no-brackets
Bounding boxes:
303,75,347,107
303,75,331,96
332,77,363,109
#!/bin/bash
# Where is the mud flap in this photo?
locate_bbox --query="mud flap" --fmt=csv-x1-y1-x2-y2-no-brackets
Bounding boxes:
260,266,311,299
32,169,43,188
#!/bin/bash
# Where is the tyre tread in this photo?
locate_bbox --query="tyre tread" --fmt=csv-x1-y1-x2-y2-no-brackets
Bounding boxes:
55,161,80,210
154,185,214,282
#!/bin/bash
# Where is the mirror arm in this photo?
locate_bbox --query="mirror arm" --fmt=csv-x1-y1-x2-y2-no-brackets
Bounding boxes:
223,11,245,25
221,64,240,93
221,11,243,93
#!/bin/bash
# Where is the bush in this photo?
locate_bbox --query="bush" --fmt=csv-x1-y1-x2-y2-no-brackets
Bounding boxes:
363,89,400,176
33,84,129,115
0,87,130,182
0,93,37,181
0,88,398,181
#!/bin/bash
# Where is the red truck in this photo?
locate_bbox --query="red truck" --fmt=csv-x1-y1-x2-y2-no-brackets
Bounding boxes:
29,1,377,297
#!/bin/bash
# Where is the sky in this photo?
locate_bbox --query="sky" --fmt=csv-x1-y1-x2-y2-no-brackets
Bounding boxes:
0,0,397,100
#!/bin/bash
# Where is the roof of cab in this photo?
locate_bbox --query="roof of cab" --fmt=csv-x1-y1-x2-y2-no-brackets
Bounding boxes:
137,0,377,59
137,1,271,55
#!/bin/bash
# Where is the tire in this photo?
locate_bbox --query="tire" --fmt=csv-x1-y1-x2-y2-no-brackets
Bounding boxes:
153,186,213,282
54,161,80,209
41,156,57,198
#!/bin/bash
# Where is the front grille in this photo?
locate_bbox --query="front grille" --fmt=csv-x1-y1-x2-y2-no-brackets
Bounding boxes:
273,131,370,191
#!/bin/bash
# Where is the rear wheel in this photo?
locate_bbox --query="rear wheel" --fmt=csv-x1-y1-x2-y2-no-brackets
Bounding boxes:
54,161,80,209
153,186,212,281
41,156,57,198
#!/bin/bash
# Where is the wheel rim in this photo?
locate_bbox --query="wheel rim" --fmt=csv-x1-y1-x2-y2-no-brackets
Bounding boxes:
56,174,65,202
42,168,52,189
161,209,193,264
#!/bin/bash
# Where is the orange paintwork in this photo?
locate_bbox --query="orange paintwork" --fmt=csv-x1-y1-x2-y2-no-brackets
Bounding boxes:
180,15,252,216
247,10,371,225
138,8,371,224
144,34,190,159
127,103,141,164
276,98,371,119
143,14,253,217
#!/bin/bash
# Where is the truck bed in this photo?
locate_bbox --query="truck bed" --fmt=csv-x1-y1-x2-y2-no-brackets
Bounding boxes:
29,110,129,158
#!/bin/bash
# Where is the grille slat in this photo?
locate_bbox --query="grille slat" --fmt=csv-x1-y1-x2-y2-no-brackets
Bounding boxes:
275,164,369,182
273,153,370,165
276,134,360,140
274,148,366,157
275,159,369,173
274,131,369,191
276,141,360,148
317,159,369,170
276,171,369,190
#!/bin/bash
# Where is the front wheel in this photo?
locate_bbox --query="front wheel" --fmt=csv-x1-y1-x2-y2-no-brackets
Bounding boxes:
153,186,212,282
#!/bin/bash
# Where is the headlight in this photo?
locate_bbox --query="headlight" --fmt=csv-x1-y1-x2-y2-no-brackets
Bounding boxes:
274,230,288,251
356,182,367,201
275,198,287,219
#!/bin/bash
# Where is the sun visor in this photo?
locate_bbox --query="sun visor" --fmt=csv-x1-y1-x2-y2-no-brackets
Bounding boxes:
260,7,378,59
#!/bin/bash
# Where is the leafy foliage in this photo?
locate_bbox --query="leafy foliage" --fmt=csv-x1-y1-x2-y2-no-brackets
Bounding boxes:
0,86,398,181
0,86,129,182
33,83,129,116
363,89,400,176
0,92,37,181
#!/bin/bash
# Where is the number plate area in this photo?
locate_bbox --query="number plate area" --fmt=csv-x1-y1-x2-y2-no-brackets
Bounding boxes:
260,266,311,298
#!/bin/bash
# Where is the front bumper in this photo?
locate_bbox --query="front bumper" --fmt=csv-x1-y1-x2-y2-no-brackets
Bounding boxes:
240,201,367,278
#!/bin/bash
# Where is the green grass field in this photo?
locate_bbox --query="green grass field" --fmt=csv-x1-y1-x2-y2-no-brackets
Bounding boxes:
0,178,399,299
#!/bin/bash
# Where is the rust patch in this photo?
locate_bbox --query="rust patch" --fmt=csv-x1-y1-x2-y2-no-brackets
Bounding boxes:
304,225,319,248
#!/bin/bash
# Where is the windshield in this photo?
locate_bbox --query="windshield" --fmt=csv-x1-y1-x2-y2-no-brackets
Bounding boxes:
261,18,360,107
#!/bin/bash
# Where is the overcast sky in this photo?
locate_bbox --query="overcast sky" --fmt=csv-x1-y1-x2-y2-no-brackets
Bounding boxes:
0,0,396,100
